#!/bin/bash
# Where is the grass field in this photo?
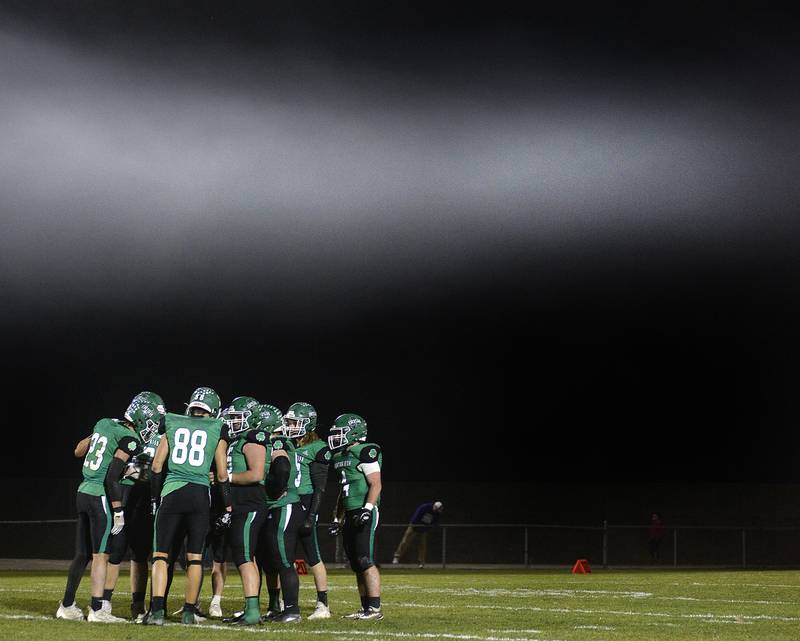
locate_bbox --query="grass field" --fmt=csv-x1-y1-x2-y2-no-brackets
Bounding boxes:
1,567,798,640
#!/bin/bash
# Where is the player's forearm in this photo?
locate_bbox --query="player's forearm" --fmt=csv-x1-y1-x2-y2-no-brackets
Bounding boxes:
365,477,382,507
231,469,263,484
334,489,344,521
265,455,290,500
104,455,128,507
74,435,91,458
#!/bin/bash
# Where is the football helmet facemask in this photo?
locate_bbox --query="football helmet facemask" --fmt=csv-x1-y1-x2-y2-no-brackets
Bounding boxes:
327,413,367,451
283,402,318,439
221,395,260,436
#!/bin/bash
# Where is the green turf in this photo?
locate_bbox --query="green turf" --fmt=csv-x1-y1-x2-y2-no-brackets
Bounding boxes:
1,567,798,640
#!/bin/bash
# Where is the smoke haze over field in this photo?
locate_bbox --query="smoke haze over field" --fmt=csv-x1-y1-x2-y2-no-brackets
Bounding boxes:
1,3,800,481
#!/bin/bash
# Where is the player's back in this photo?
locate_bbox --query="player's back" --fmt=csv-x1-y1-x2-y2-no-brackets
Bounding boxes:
79,418,140,495
162,412,223,496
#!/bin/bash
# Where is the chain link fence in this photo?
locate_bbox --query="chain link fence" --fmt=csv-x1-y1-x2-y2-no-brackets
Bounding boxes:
2,519,800,567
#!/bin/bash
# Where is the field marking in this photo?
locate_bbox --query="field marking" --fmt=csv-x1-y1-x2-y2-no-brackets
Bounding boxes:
167,623,565,641
0,614,566,641
395,601,800,623
575,625,615,630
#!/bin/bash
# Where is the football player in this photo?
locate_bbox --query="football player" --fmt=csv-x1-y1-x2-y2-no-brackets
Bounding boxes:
328,414,383,620
284,402,332,619
251,405,286,621
215,396,269,625
142,386,232,626
257,406,305,623
102,392,166,620
56,404,146,622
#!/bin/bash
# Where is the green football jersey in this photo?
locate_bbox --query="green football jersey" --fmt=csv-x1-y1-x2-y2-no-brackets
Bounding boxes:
78,418,141,496
332,442,382,511
162,412,223,497
121,432,162,487
294,439,332,496
265,436,299,508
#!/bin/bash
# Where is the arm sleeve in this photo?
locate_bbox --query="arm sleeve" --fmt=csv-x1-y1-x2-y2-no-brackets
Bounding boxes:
213,479,232,510
265,455,290,500
306,461,329,517
104,456,128,504
151,469,164,500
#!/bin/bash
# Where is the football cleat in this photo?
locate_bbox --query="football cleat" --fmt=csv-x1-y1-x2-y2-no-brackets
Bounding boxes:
56,601,84,620
261,609,281,622
182,609,203,625
209,601,223,618
224,610,245,623
130,600,145,620
342,609,365,619
140,609,165,625
270,611,301,623
356,606,384,621
308,602,331,620
87,607,127,623
101,600,112,613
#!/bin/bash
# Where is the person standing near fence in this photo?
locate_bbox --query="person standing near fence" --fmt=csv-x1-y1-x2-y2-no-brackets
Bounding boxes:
648,512,665,563
392,501,443,568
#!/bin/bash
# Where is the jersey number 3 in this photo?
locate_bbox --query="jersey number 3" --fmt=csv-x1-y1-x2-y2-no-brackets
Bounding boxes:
171,428,207,467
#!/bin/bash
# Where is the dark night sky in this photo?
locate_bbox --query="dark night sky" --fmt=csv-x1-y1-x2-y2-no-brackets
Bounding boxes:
2,2,800,481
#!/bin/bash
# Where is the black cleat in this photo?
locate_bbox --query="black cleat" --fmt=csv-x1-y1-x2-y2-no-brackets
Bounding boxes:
271,611,301,623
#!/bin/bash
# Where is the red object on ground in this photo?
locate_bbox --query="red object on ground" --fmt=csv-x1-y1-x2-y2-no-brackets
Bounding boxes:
571,559,591,574
295,559,308,575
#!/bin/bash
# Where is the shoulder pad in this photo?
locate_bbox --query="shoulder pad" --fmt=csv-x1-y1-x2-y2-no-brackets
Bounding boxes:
317,446,333,463
270,436,287,452
358,444,381,463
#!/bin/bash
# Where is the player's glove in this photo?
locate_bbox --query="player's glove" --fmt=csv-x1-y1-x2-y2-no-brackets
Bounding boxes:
352,503,374,528
214,511,232,535
111,507,125,535
327,519,341,537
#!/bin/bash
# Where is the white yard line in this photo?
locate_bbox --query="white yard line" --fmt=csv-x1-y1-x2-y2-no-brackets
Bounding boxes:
394,601,800,623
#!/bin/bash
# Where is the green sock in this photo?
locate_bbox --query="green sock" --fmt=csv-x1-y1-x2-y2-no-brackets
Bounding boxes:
245,596,260,623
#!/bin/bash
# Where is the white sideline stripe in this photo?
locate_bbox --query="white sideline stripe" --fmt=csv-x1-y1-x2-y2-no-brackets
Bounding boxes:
0,615,564,641
488,630,544,634
163,623,564,641
394,602,800,623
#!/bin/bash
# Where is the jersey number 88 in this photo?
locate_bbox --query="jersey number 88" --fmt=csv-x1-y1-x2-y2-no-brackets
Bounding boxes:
171,428,207,467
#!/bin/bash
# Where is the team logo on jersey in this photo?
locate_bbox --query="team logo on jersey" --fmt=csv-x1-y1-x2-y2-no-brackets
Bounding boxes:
324,451,332,461
368,448,377,459
128,441,137,451
256,432,266,442
273,440,283,449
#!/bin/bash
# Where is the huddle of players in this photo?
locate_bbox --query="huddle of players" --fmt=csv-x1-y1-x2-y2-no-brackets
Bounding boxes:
56,386,384,624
